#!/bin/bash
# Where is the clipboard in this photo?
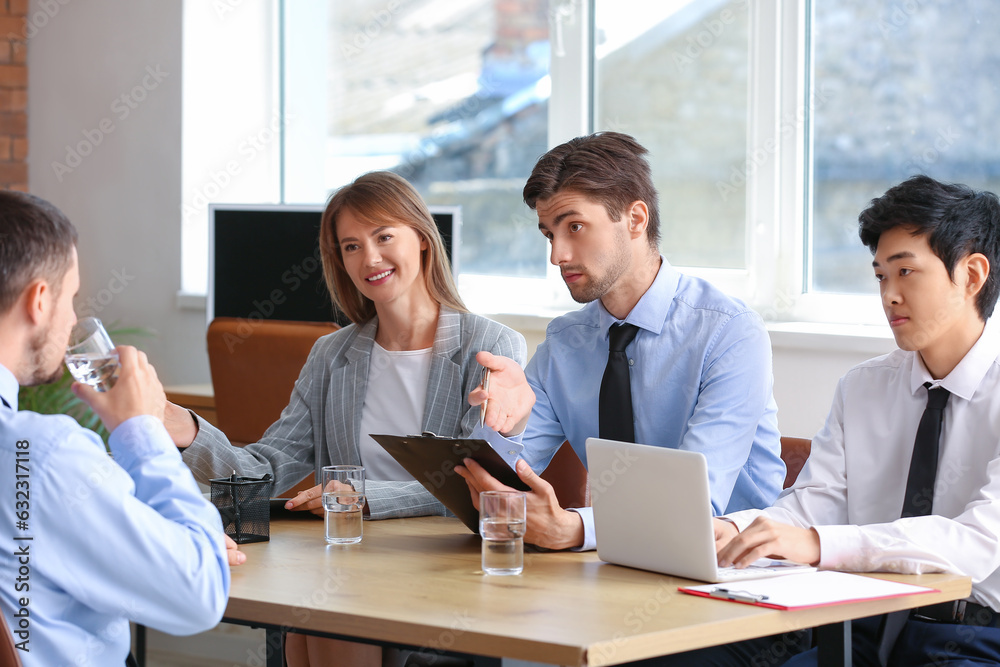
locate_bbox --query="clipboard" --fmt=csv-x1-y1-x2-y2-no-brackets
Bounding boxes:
680,571,939,610
371,433,529,533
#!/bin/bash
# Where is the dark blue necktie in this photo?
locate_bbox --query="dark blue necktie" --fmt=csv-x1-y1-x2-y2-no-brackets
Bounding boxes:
599,323,639,442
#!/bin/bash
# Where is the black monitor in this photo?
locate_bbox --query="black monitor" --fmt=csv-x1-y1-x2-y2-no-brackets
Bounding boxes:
208,204,461,325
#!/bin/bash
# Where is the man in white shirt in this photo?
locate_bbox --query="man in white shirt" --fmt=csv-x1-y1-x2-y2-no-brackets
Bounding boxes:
656,175,1000,665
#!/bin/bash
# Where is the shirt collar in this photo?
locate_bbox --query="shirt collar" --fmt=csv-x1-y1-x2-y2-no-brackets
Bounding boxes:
909,316,1000,401
0,362,19,412
597,257,679,335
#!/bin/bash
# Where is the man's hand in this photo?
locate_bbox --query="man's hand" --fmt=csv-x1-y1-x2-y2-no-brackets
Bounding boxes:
455,457,583,550
716,516,821,568
225,534,246,566
468,351,535,437
72,346,165,433
713,517,739,552
163,401,199,448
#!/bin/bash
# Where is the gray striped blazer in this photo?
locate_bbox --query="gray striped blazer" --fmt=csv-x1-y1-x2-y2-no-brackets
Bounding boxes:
181,308,527,519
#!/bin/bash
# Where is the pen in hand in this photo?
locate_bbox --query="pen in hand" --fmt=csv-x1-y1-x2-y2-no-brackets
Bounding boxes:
479,367,491,429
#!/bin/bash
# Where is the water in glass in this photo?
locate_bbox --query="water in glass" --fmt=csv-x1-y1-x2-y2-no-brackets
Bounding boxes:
480,517,526,575
323,492,364,545
65,351,120,392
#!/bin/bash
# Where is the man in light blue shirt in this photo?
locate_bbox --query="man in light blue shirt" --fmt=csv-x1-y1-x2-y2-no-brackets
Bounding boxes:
461,132,784,550
0,192,241,666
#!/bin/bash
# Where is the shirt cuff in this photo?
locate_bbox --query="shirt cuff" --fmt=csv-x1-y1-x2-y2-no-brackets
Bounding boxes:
722,508,763,533
109,415,176,468
814,523,865,569
470,424,524,469
568,506,596,551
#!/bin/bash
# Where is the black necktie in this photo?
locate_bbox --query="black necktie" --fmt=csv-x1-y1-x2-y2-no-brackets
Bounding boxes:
878,383,953,663
599,323,639,442
901,383,950,518
1,396,9,409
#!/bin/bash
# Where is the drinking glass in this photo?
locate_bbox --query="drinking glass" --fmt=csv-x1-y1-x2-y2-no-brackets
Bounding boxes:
65,317,120,392
322,465,365,544
480,490,526,575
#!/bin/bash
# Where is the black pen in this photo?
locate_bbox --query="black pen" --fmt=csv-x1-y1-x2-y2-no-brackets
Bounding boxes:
708,587,768,603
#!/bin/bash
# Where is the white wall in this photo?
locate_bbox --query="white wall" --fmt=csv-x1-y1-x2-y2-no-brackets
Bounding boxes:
28,0,209,386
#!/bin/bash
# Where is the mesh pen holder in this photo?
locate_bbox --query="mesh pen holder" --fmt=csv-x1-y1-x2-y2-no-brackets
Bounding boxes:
210,473,274,544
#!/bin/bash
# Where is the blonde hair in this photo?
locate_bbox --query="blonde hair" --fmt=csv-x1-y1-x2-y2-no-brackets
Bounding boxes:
320,171,467,324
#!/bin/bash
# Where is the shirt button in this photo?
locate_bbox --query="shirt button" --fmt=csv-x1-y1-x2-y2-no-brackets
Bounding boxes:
629,358,634,366
508,450,517,456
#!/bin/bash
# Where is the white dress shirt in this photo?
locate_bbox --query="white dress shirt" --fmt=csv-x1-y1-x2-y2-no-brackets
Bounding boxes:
727,317,1000,611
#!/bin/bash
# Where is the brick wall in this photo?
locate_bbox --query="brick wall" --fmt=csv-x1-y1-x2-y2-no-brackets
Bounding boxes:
0,0,26,191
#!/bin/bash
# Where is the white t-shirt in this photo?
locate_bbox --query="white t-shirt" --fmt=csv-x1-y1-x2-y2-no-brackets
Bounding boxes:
358,342,433,481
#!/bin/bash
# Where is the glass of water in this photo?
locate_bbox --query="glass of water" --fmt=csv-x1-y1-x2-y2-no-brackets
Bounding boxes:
322,465,365,545
480,490,526,575
65,317,120,392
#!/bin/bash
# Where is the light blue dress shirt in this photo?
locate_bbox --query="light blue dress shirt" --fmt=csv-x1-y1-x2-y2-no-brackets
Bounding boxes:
505,259,785,550
0,363,230,666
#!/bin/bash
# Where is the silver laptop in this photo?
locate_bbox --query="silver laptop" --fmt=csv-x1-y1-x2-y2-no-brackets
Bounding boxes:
586,438,815,582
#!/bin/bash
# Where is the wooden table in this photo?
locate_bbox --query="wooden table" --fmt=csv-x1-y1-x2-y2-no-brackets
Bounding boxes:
223,516,971,666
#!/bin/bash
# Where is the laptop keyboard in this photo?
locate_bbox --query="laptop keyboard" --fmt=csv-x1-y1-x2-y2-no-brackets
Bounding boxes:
716,560,814,580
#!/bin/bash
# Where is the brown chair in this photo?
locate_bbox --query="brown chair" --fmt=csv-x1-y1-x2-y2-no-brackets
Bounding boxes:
779,436,812,489
540,441,590,508
207,317,340,494
0,610,24,667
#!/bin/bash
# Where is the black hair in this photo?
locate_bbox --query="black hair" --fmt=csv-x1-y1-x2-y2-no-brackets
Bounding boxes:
859,175,1000,320
0,191,78,315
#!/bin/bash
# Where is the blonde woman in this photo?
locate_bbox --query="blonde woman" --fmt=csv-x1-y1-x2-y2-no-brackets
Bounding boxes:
168,172,526,666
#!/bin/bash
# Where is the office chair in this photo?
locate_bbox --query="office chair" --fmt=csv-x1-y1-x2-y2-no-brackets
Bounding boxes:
779,436,812,489
207,317,341,494
0,610,24,667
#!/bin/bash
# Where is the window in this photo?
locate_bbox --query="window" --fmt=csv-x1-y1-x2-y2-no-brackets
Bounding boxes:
302,0,551,279
807,0,1000,295
181,1,1000,328
595,0,749,271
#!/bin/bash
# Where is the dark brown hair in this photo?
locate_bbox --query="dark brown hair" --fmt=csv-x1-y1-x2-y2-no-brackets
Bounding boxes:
0,191,78,315
523,131,660,247
319,171,466,323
